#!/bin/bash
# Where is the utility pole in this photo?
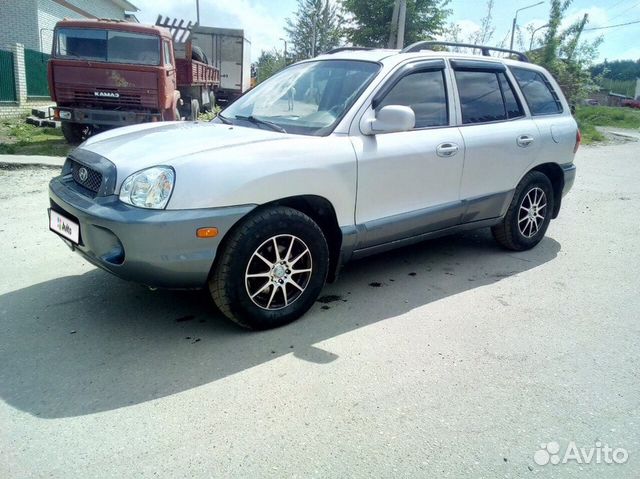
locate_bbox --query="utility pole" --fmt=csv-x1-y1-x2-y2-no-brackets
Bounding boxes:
387,0,407,49
280,38,288,66
311,13,317,57
529,23,549,51
396,0,406,49
196,0,200,25
388,0,400,48
566,13,588,61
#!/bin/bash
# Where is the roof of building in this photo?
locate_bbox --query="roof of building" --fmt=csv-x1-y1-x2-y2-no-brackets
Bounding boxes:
110,0,138,12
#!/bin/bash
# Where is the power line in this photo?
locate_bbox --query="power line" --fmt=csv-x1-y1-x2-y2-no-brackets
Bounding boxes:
583,19,640,30
608,1,640,22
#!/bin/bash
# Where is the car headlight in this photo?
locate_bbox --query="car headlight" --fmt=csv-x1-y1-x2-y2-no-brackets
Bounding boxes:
119,166,175,209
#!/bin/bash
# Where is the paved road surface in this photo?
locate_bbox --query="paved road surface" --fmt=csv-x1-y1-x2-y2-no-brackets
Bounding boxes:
0,143,638,478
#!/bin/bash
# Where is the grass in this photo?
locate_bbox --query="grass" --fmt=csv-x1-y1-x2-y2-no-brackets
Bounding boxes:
575,106,640,144
0,118,72,156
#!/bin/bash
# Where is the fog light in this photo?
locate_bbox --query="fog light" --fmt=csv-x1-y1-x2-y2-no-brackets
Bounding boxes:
59,110,72,120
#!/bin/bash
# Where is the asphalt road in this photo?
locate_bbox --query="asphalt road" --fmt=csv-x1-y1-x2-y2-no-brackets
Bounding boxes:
1,143,639,478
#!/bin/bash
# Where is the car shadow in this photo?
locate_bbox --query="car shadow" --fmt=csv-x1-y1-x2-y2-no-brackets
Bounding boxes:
0,229,560,418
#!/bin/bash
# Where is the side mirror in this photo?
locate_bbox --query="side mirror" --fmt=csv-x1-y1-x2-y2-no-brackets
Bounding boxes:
361,105,415,135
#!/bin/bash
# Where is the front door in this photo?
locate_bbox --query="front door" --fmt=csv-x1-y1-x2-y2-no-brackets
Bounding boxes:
352,61,465,248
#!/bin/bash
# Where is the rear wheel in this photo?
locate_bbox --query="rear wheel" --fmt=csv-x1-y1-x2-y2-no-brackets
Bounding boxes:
492,171,554,251
209,206,329,330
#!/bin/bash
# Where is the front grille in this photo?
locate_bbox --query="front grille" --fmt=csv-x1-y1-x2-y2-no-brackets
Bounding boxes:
71,160,103,193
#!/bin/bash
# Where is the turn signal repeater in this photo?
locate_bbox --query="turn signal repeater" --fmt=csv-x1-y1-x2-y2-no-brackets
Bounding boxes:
196,227,219,238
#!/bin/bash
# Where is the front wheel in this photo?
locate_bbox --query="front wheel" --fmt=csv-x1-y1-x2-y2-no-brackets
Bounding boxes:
61,122,91,144
209,207,329,330
492,171,554,251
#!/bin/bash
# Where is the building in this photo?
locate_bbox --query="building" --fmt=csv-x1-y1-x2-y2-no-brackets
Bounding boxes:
0,0,138,54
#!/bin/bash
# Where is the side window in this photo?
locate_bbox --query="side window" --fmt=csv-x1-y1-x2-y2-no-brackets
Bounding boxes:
378,69,448,128
454,70,524,124
163,41,172,67
510,67,563,115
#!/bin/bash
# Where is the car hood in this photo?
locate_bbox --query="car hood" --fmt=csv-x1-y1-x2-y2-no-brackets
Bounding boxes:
78,121,292,172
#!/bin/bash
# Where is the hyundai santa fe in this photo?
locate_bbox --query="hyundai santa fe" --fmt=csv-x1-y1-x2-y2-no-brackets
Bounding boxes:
48,41,579,330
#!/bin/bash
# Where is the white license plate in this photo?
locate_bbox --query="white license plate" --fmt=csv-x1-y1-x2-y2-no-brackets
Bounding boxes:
49,209,80,244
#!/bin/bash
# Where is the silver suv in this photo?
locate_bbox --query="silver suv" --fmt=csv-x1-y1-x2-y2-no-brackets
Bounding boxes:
48,42,579,330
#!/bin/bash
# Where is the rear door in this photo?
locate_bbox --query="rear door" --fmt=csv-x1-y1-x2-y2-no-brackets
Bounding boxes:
452,60,540,222
509,66,577,163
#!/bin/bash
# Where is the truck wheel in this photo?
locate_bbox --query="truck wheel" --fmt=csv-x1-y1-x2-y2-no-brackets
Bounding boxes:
61,122,89,144
209,206,329,330
491,171,554,251
190,99,199,121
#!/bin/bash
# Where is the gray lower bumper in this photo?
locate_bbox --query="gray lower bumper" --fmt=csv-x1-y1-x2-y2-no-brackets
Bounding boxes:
561,163,576,196
49,176,255,289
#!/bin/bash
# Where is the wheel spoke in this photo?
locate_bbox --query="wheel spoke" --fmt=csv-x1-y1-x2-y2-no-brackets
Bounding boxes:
255,252,273,268
291,268,312,275
290,248,310,267
537,202,547,211
288,279,304,292
519,214,529,223
266,284,278,309
247,272,271,278
285,236,295,262
272,237,281,262
251,281,272,299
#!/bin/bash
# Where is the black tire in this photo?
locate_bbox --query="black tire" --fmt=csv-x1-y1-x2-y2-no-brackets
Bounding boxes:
61,122,89,144
492,171,554,251
209,206,329,330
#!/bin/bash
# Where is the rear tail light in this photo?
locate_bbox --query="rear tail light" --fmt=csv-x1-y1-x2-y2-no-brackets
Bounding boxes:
574,129,581,153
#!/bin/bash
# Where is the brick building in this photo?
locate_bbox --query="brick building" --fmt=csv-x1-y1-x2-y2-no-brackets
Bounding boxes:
0,0,138,54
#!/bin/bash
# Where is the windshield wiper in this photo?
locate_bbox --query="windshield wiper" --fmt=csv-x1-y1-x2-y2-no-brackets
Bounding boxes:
234,115,287,134
217,113,233,124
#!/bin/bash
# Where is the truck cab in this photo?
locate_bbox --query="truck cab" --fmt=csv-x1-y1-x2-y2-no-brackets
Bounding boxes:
48,20,218,143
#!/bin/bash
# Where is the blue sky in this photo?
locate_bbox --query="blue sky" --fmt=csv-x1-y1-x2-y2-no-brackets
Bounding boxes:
132,0,640,62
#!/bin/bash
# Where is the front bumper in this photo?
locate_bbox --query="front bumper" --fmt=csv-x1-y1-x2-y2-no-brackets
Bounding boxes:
56,107,162,126
49,176,255,289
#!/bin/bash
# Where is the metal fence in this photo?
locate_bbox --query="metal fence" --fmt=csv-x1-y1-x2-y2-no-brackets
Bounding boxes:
0,49,16,102
24,48,50,99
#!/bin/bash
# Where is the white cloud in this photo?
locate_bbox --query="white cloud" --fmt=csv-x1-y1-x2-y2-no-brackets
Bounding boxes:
133,0,292,60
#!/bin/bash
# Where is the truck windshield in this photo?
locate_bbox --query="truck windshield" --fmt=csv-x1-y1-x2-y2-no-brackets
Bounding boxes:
55,28,160,66
221,60,381,136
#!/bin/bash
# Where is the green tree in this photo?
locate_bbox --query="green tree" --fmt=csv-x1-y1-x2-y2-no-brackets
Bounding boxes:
254,49,285,84
285,0,344,60
341,0,451,48
529,0,602,107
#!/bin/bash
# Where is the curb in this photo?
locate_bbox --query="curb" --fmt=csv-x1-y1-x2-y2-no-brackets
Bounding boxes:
0,154,65,168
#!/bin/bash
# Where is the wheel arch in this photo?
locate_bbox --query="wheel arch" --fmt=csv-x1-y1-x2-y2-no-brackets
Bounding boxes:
263,195,343,283
213,194,344,284
529,162,564,218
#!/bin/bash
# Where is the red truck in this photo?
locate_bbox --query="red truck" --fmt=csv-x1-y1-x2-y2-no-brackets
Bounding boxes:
47,19,220,143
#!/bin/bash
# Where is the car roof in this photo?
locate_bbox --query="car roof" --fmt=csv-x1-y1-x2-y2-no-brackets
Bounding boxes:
313,48,537,69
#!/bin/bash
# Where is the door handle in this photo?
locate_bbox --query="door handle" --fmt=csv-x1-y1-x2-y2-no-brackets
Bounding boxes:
517,135,535,147
436,143,459,157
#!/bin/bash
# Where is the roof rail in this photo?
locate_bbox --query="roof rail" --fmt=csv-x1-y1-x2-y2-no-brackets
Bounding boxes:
323,46,374,55
400,41,529,63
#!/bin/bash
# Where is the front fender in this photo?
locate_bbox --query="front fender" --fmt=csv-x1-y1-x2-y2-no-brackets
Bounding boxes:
167,135,357,227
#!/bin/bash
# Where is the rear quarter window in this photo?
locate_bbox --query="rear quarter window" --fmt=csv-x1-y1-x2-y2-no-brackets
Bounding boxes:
511,67,563,115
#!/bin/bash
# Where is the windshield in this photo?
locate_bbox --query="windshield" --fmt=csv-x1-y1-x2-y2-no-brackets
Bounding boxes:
55,28,161,66
221,60,380,136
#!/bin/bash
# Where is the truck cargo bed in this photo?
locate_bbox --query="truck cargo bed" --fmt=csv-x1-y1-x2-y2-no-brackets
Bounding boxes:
175,58,220,87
